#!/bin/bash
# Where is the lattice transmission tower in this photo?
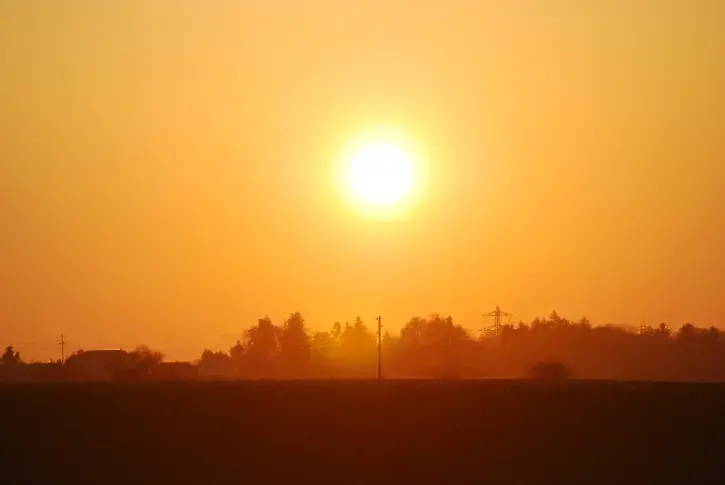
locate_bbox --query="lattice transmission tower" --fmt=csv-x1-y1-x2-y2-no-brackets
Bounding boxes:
480,305,513,338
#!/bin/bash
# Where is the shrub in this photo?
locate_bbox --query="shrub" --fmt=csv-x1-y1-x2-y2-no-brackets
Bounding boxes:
528,361,571,380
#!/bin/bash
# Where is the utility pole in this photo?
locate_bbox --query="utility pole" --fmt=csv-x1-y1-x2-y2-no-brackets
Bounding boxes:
377,316,382,380
58,335,66,363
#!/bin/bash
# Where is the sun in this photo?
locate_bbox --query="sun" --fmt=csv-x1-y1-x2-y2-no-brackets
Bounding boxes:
333,126,428,220
347,142,414,207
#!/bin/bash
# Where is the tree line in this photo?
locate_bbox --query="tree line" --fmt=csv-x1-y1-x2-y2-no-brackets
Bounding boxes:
2,311,725,381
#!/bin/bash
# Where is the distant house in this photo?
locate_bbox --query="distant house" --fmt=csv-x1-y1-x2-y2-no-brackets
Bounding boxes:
65,349,135,381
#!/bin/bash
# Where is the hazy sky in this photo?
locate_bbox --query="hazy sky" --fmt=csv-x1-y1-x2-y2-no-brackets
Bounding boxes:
1,1,724,361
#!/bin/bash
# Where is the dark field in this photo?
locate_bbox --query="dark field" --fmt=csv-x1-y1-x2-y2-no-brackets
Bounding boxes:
1,381,724,485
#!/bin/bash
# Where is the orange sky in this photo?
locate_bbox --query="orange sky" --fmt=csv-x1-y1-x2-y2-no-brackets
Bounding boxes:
1,1,724,361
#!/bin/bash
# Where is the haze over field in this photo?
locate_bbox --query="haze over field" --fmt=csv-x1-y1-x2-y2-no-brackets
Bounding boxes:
1,1,724,361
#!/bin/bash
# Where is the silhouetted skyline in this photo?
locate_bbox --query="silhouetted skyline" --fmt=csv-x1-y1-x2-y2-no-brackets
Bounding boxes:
3,311,725,382
2,2,724,361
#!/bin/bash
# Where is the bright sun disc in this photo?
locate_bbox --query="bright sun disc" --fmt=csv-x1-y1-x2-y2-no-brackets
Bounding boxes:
348,142,413,206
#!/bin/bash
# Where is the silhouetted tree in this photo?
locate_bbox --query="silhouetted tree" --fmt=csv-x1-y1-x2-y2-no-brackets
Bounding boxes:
398,315,474,378
310,322,347,377
331,321,342,342
381,330,397,359
330,317,377,377
656,323,671,338
244,317,280,378
340,317,376,366
230,340,245,377
198,350,233,379
278,312,311,377
1,346,21,366
0,345,23,381
129,345,164,379
311,331,335,358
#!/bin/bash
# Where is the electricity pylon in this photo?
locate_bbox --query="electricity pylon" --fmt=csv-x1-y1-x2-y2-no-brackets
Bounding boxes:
480,305,513,338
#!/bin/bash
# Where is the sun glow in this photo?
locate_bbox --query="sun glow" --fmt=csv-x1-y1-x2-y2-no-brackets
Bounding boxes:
336,127,427,220
348,142,413,206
